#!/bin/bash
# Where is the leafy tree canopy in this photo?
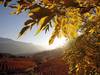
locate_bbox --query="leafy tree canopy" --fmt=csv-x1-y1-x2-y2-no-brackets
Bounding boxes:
0,0,100,44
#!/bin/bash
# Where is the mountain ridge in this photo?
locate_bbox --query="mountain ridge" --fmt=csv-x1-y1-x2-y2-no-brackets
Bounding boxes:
0,37,45,55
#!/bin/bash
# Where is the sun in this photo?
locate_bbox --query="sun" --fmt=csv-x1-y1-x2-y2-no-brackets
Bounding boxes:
47,37,67,49
25,34,67,50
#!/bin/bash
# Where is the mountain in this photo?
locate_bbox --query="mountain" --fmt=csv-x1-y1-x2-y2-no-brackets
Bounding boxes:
0,37,45,55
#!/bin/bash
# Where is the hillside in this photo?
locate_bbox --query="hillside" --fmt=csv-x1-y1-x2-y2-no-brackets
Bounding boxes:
0,37,44,54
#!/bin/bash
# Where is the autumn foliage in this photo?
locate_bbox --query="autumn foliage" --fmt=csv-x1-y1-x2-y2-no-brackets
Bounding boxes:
0,0,100,75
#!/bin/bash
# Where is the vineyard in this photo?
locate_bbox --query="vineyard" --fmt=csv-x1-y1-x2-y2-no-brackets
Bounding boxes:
0,57,36,74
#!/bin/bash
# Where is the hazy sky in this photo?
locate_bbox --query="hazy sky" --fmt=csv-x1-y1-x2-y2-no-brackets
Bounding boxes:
0,5,67,49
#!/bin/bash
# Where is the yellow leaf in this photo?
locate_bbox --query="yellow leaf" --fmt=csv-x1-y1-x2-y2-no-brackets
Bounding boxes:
49,29,57,45
39,16,49,30
42,0,51,5
28,13,34,17
34,28,41,36
95,42,100,45
35,14,54,35
31,7,41,13
49,34,56,45
96,7,100,15
48,4,55,9
35,16,49,35
10,11,16,15
68,24,78,39
89,29,94,34
62,24,78,39
16,4,21,14
0,1,3,4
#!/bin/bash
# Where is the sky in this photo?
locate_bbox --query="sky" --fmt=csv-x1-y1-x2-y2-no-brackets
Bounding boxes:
0,5,67,49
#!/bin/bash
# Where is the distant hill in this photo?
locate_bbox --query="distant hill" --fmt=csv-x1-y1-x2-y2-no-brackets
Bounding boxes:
33,49,64,58
30,48,64,64
0,37,65,62
0,37,45,55
0,53,15,58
